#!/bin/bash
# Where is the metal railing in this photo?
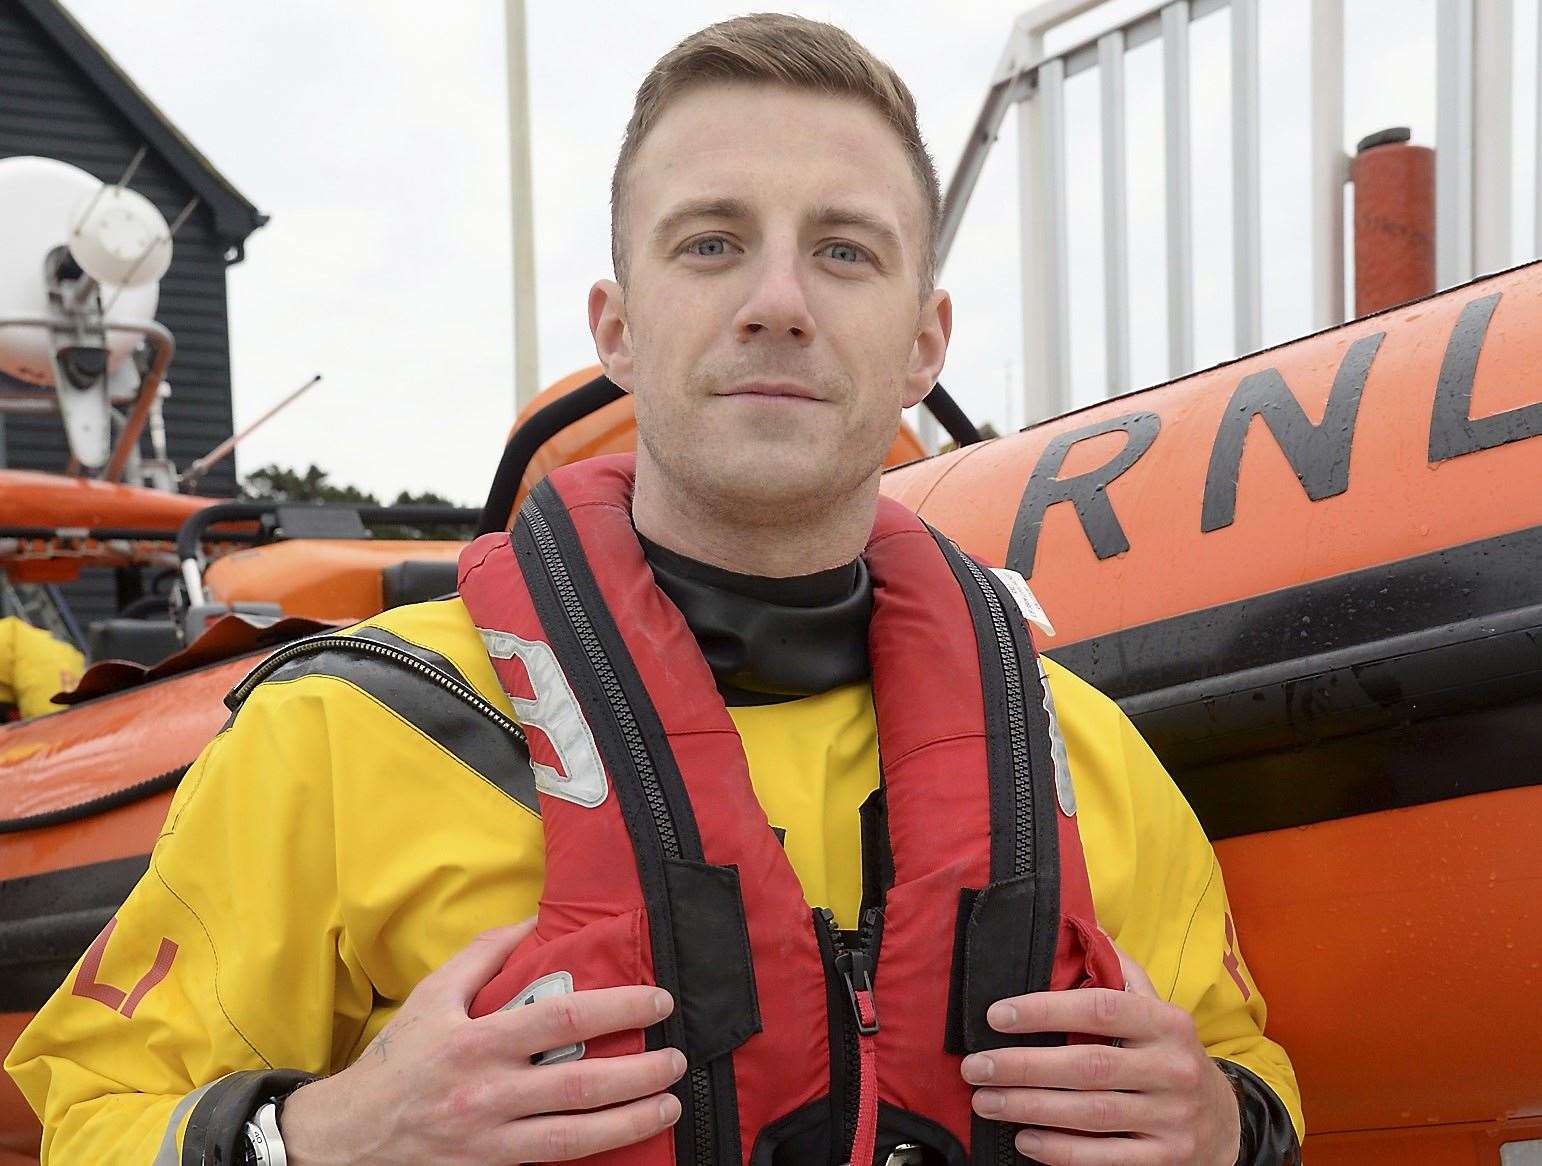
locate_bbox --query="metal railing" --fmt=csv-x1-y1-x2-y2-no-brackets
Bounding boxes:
940,0,1532,429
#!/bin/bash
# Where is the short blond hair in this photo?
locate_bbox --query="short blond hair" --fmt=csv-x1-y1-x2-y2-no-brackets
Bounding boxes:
610,13,942,290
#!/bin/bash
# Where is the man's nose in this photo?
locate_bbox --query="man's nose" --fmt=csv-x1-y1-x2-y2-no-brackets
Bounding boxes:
733,252,816,345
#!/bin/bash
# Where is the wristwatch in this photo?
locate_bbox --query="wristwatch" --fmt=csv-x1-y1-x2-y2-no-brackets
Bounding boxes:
241,1100,288,1166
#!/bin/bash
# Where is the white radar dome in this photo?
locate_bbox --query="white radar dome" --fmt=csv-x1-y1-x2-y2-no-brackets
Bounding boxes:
68,183,173,287
0,156,165,389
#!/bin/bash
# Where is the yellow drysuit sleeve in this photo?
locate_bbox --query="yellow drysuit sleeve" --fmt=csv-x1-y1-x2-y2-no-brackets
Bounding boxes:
1045,658,1304,1143
0,617,83,718
6,599,1300,1158
4,651,544,1164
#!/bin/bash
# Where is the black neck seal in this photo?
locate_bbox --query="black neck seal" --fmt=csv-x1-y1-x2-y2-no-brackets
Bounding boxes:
639,535,872,702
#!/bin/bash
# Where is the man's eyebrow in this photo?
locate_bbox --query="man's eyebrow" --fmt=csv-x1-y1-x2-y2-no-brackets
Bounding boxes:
650,197,753,245
808,205,904,254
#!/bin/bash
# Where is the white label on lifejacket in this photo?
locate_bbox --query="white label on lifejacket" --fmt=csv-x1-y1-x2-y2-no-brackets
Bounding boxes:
1037,657,1077,817
478,627,609,809
990,568,1055,637
501,970,585,1065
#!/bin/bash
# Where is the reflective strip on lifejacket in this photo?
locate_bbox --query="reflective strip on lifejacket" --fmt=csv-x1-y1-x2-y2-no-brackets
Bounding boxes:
476,625,609,808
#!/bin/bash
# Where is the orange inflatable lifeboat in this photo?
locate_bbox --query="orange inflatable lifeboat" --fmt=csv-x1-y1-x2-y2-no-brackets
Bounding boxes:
3,263,1540,1164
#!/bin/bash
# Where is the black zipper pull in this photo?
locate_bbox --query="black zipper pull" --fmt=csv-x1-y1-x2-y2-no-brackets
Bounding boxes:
836,948,880,1036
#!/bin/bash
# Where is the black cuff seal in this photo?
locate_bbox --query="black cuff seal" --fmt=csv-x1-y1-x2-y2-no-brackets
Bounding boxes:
182,1068,317,1166
1215,1058,1303,1166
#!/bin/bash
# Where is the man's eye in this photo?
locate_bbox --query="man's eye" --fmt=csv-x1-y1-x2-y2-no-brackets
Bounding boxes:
686,237,731,257
822,242,868,264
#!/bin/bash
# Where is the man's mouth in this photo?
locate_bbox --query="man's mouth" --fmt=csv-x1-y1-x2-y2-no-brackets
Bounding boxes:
719,381,824,402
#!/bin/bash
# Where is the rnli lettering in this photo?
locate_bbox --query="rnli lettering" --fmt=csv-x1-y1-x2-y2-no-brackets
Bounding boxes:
70,916,178,1018
1429,293,1542,461
1200,332,1384,532
1007,290,1539,577
1008,411,1161,576
1222,913,1251,1002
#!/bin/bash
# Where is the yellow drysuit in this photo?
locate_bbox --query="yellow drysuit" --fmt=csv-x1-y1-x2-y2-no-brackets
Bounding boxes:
6,597,1302,1161
0,617,82,719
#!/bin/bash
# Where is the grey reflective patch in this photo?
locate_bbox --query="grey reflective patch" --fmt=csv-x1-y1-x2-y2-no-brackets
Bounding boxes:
478,628,522,660
477,627,608,808
500,970,585,1064
154,1078,219,1165
1038,658,1076,817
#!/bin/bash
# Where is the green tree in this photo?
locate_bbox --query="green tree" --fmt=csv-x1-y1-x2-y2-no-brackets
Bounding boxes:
240,464,380,506
240,466,469,540
378,489,469,541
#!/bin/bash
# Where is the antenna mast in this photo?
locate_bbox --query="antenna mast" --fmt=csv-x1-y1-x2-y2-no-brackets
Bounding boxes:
506,0,540,414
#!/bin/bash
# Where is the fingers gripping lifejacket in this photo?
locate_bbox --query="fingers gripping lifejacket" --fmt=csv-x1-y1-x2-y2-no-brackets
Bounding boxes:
457,454,1120,1165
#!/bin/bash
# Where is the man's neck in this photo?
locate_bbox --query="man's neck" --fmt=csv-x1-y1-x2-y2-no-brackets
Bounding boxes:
631,455,878,578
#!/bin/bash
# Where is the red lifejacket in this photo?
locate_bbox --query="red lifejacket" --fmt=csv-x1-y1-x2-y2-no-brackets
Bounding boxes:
459,454,1121,1166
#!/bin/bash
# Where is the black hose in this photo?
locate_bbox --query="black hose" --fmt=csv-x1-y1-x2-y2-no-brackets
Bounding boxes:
174,503,482,563
173,503,274,564
922,383,984,447
119,593,171,619
476,375,626,534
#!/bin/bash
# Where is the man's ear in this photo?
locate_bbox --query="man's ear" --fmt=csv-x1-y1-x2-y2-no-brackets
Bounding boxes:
589,279,635,391
904,288,952,409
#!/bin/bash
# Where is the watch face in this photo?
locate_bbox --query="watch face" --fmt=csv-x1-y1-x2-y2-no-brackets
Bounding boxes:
243,1120,268,1166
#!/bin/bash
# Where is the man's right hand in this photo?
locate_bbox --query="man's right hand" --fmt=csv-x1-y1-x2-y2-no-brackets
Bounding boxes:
279,920,686,1164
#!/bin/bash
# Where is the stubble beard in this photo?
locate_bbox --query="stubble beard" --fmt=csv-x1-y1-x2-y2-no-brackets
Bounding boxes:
635,390,890,536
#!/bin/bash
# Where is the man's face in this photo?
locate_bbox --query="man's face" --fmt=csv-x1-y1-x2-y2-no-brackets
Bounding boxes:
592,83,950,524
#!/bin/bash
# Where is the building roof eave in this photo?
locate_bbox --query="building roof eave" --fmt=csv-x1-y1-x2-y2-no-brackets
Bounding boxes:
16,0,268,247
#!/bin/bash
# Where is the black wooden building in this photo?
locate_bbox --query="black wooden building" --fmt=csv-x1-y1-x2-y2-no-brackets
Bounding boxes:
1,0,265,620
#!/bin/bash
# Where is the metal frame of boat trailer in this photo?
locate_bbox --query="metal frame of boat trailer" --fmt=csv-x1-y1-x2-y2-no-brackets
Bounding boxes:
938,0,1534,436
1,499,480,657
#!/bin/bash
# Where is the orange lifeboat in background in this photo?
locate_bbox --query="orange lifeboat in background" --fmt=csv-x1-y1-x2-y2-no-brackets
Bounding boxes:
2,263,1540,1165
885,263,1542,1165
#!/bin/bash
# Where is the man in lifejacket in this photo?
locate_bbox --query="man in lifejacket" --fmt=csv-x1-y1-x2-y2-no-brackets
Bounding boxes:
7,14,1302,1165
0,615,82,720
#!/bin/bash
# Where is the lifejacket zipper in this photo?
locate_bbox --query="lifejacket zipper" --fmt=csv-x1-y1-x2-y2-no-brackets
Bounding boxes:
226,634,528,746
950,552,1040,1164
953,553,1039,1166
955,554,1034,879
523,502,683,856
821,906,882,1166
523,497,716,1165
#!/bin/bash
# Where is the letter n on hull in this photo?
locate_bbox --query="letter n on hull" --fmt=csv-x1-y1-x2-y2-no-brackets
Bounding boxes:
1200,332,1384,533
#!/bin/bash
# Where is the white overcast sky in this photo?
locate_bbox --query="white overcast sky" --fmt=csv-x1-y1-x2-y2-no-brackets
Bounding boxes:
60,0,1542,504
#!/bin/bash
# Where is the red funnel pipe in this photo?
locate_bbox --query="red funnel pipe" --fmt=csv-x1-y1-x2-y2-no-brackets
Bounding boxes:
1352,127,1436,316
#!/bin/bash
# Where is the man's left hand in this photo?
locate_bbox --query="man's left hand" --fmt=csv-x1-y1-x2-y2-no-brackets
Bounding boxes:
959,943,1241,1165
